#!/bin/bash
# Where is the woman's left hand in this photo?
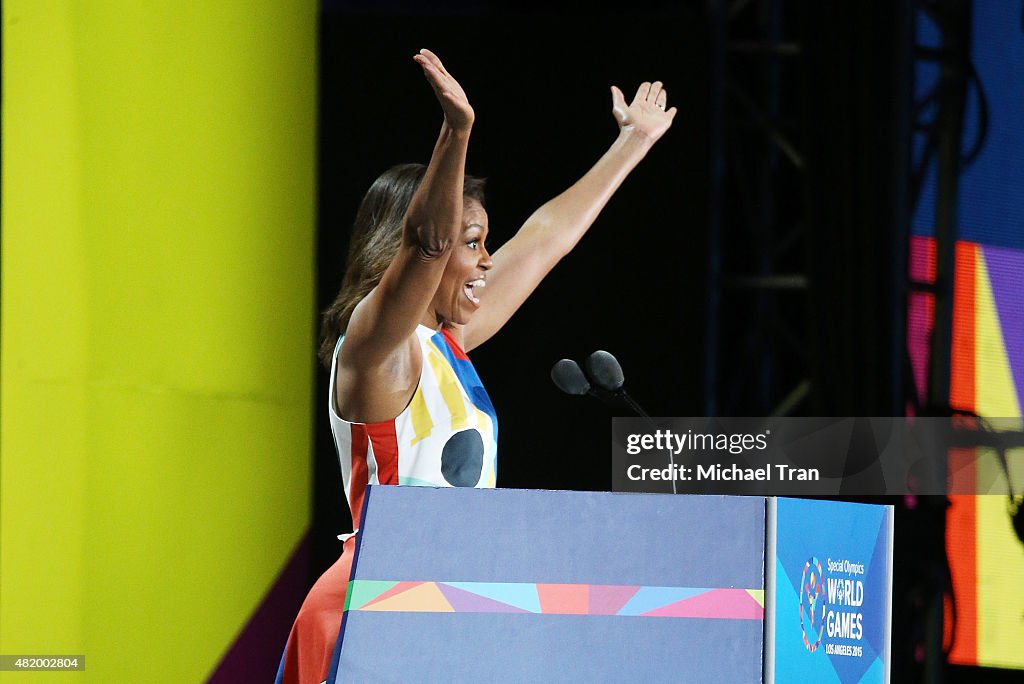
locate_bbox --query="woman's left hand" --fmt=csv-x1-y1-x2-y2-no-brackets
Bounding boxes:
611,81,677,144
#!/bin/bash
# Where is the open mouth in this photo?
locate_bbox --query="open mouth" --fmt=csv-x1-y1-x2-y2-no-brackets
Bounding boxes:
463,278,485,306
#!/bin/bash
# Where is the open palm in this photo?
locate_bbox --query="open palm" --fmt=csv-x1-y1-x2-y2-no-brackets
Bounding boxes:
611,81,677,144
414,49,474,131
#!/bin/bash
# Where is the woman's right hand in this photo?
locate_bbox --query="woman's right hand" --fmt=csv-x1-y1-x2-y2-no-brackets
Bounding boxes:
414,49,474,132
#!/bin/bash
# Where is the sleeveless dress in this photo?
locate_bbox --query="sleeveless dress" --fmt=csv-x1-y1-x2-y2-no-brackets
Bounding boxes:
277,324,498,684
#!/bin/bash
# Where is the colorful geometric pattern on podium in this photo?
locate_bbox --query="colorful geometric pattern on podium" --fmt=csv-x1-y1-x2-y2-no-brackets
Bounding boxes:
346,580,765,619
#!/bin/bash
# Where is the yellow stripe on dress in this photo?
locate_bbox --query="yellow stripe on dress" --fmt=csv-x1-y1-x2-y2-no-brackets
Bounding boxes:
426,347,468,430
408,386,433,445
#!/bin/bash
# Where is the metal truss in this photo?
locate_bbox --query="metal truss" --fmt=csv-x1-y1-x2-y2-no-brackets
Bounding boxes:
907,3,974,683
705,0,811,417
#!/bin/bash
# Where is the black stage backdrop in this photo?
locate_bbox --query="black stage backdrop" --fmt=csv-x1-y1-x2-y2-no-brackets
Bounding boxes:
315,5,711,572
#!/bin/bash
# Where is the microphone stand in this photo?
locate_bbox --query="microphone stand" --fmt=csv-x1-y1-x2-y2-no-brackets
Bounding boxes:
612,389,677,495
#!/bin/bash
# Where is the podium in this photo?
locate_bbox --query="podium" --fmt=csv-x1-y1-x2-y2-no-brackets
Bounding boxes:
328,487,893,683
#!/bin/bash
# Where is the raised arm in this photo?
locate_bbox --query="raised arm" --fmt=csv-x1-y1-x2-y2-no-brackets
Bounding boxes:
342,49,474,368
463,81,677,351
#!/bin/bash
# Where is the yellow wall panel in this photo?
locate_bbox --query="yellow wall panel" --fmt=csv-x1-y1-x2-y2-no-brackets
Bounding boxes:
973,251,1024,669
2,2,316,681
1,1,89,666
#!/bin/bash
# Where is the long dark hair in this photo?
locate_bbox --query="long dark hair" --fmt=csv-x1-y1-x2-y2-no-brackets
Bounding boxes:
318,163,486,368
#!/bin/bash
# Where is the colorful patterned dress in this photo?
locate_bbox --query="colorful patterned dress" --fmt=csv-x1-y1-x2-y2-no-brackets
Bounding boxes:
277,324,498,683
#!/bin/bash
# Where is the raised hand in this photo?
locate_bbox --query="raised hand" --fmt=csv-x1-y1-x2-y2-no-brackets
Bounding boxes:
610,81,677,144
414,49,474,132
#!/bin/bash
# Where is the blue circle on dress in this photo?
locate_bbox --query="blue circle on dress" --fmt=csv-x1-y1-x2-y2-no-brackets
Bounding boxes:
441,429,484,487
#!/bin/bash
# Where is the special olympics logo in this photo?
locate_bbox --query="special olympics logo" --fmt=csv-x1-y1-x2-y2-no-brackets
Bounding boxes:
799,556,827,652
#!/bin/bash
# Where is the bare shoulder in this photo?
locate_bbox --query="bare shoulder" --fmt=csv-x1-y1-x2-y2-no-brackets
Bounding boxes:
334,332,422,423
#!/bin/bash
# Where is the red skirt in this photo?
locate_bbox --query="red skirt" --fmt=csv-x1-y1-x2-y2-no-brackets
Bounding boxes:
277,536,356,684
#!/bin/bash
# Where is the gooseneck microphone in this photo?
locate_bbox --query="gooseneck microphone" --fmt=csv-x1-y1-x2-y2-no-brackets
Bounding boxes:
550,359,592,396
584,350,653,420
583,350,624,391
551,350,676,493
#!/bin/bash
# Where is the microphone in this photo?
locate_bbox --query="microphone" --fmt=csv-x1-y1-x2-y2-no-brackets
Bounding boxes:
555,350,677,494
550,358,620,409
584,350,624,391
550,359,591,396
584,350,652,420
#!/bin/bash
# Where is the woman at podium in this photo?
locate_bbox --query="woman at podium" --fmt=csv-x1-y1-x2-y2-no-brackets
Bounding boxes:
278,48,676,683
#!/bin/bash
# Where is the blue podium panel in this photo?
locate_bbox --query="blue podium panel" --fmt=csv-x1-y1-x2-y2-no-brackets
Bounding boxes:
767,497,894,684
338,614,763,682
332,487,766,683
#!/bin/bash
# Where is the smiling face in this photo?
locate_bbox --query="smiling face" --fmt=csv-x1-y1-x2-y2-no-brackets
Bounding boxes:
428,198,492,327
